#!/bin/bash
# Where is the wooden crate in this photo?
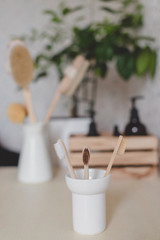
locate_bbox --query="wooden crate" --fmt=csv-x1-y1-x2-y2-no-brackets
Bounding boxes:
68,134,159,168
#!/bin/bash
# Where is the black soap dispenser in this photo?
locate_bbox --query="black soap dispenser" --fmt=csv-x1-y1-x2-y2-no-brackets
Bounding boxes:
124,96,147,136
113,125,121,136
87,110,99,136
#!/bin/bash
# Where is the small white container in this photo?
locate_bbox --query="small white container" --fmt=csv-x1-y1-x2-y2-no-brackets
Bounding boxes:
18,122,53,183
65,169,110,235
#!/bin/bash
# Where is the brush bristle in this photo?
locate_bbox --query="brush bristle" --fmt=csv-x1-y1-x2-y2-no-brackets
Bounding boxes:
10,45,33,88
65,60,90,96
118,138,127,155
54,140,65,160
82,146,90,165
6,40,25,74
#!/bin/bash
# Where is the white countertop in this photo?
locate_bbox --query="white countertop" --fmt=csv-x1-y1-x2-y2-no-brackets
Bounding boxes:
0,167,160,240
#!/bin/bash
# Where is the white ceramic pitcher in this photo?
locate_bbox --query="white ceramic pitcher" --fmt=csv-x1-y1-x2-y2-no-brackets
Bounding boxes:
18,122,53,183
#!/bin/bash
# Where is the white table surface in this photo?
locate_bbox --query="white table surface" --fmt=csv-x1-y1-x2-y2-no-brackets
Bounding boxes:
0,167,160,240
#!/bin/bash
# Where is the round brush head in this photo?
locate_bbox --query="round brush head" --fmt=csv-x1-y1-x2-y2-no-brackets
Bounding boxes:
5,40,25,74
9,44,33,88
7,103,28,124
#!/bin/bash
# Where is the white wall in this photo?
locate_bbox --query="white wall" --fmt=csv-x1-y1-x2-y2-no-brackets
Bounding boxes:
0,0,160,151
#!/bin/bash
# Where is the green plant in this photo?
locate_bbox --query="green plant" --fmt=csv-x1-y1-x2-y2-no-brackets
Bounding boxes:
21,0,157,82
18,0,157,117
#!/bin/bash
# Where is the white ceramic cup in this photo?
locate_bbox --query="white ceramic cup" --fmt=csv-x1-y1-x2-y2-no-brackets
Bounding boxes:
65,169,110,235
18,122,53,183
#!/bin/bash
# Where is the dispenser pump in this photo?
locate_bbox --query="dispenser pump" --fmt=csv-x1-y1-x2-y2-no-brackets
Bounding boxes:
124,96,147,136
87,110,99,136
130,96,142,123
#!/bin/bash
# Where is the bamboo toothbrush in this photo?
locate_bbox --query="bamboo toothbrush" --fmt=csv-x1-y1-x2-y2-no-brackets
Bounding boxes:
82,146,90,179
44,55,90,124
9,43,37,123
104,135,127,177
54,139,76,179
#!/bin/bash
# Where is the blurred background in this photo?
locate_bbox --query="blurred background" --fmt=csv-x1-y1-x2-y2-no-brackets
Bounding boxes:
0,0,159,154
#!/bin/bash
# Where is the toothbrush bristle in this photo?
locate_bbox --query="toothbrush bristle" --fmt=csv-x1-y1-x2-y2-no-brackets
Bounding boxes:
82,146,90,165
54,141,65,160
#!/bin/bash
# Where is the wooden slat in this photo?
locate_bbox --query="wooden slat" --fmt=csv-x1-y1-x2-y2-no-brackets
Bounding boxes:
108,166,158,179
69,135,158,151
70,151,158,167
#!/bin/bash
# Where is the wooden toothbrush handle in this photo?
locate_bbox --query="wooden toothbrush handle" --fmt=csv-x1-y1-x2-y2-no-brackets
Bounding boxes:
44,90,61,125
59,140,76,179
84,165,89,179
65,150,77,179
22,87,37,123
104,136,123,177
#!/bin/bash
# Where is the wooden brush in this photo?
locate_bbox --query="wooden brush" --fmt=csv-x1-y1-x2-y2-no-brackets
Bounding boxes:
9,44,37,123
82,146,90,179
5,39,25,74
44,55,90,124
6,103,27,124
104,135,127,177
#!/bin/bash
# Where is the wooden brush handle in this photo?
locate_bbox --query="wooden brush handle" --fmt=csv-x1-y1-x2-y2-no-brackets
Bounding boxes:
59,140,76,179
22,87,37,123
44,90,61,125
104,136,123,177
44,76,73,124
84,164,89,179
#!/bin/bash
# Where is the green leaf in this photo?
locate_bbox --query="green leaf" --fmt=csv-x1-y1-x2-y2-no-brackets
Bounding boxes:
34,71,47,81
149,50,157,78
122,0,137,7
134,36,155,42
73,26,97,54
43,10,56,15
62,7,71,15
136,4,143,11
115,47,129,56
101,7,121,14
106,47,114,60
121,13,143,28
51,15,61,23
94,62,108,78
102,24,120,35
61,5,83,16
136,47,150,77
94,41,114,61
43,9,61,23
100,0,117,2
45,44,52,50
94,45,106,61
116,54,135,80
34,55,49,67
